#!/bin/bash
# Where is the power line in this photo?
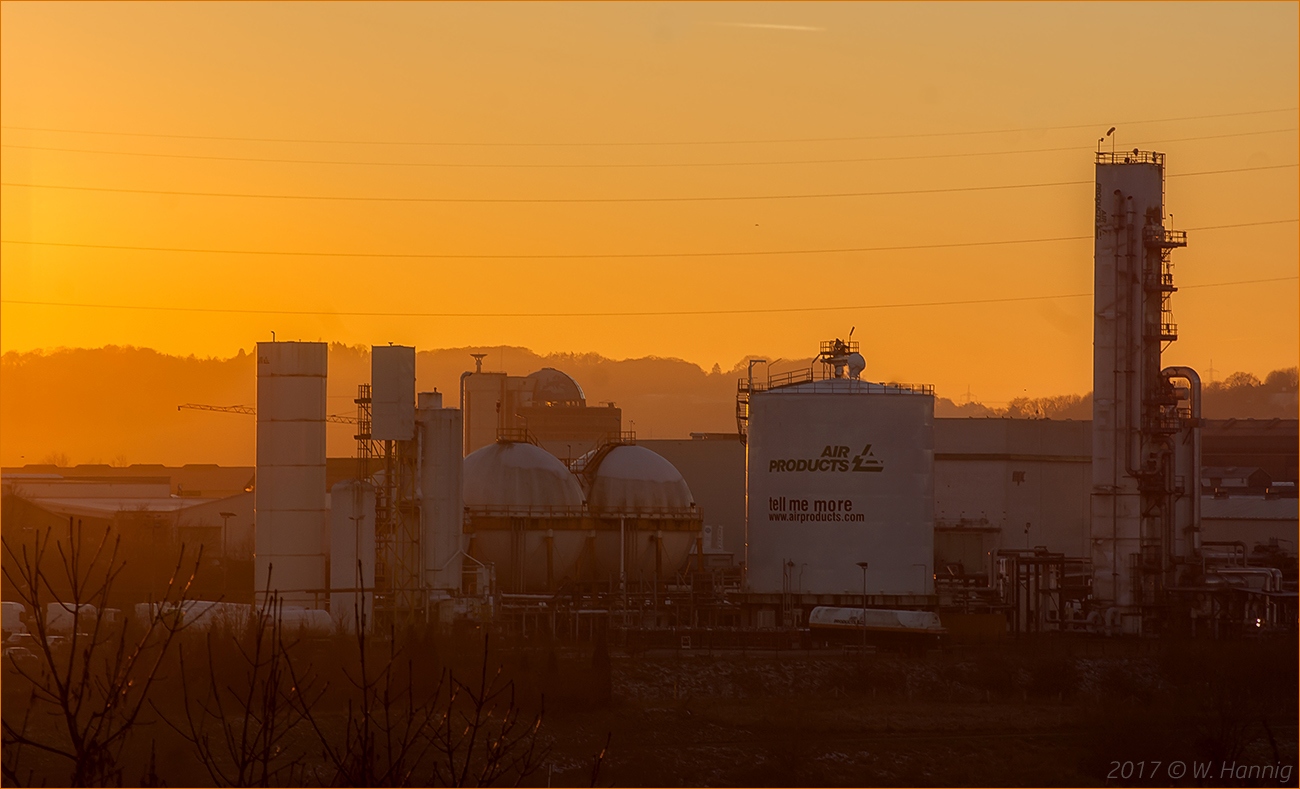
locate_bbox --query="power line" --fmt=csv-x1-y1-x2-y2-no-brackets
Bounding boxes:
2,107,1294,147
4,234,1092,259
2,219,1291,261
1179,276,1297,290
2,127,1294,170
1167,164,1298,178
2,164,1293,205
0,178,1087,203
2,276,1293,319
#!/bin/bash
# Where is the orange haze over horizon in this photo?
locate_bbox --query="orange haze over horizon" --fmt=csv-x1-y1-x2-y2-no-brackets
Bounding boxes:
2,2,1297,407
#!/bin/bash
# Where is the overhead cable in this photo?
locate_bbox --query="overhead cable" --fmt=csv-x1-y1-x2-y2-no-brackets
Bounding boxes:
2,127,1294,169
2,106,1294,147
2,164,1293,204
2,276,1293,319
2,219,1292,261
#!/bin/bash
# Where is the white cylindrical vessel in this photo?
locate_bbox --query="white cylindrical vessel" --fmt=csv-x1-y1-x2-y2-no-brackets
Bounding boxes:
418,392,465,594
746,380,934,596
330,479,376,631
255,342,328,607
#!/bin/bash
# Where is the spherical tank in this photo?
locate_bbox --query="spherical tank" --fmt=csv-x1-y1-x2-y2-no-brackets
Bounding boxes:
463,441,587,593
589,445,694,513
525,368,585,406
464,441,584,510
586,445,702,586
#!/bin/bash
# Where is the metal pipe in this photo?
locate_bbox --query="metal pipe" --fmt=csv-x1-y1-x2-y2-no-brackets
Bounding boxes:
545,530,554,591
1207,567,1279,593
1111,191,1127,605
459,370,473,455
1162,366,1202,555
654,530,662,583
1124,195,1143,480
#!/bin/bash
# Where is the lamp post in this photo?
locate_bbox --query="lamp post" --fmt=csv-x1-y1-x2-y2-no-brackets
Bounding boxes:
856,561,869,652
218,511,236,592
784,560,795,628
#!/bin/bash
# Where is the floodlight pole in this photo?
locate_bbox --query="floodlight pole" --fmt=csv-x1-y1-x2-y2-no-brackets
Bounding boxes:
857,561,870,652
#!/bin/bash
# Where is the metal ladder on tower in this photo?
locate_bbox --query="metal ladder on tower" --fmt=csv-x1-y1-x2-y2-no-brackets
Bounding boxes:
735,383,751,445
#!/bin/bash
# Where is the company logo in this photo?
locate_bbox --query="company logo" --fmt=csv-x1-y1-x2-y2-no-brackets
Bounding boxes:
768,444,883,473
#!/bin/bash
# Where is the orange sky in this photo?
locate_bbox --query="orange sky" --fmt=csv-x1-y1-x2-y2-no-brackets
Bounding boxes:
2,2,1296,405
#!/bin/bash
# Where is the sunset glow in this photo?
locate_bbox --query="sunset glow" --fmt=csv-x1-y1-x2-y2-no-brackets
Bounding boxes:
3,2,1296,405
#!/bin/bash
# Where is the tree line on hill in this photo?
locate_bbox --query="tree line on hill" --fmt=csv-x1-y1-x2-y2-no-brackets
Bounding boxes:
934,367,1298,420
1,345,1294,466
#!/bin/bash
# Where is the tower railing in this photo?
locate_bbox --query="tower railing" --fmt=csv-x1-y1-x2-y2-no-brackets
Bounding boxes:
1096,150,1165,166
819,340,860,356
738,367,934,394
1143,226,1187,248
496,427,539,445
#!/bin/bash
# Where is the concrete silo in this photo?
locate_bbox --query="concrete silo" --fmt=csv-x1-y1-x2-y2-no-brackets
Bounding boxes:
417,391,464,595
255,341,328,606
330,479,375,631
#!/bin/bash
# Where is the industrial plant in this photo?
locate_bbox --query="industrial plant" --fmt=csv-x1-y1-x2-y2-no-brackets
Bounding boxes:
3,150,1296,645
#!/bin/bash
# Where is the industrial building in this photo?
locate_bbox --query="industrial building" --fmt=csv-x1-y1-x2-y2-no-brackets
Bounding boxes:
2,148,1294,641
0,466,254,557
460,359,621,460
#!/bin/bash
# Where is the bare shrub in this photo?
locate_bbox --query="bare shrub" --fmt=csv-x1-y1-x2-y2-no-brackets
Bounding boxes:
155,578,313,787
1,519,200,786
282,624,550,787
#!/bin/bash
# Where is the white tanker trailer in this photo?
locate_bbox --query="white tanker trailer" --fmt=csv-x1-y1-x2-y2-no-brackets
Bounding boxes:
807,606,946,648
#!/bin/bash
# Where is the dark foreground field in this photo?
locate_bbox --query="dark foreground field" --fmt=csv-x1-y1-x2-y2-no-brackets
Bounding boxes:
3,631,1296,787
545,640,1299,787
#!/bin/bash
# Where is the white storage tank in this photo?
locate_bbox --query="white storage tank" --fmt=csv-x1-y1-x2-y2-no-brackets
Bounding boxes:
418,391,464,594
745,376,935,596
255,342,328,607
463,440,587,593
582,444,702,586
1,602,27,635
330,479,376,632
371,345,416,441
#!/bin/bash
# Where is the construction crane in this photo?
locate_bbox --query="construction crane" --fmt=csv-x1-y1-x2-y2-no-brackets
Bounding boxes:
177,403,358,425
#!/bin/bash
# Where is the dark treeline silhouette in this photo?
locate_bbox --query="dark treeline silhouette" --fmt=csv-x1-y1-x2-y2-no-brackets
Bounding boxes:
2,346,1294,465
935,367,1298,420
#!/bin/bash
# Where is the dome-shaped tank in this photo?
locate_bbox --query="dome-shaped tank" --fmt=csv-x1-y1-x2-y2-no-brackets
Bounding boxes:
463,441,587,595
579,444,702,588
588,445,694,514
525,367,585,406
464,441,584,511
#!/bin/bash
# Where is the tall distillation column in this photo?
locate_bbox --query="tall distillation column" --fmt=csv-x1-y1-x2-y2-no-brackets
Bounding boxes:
1091,149,1192,627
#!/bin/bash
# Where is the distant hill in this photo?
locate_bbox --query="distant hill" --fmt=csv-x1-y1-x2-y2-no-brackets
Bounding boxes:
0,345,754,466
2,346,1293,466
